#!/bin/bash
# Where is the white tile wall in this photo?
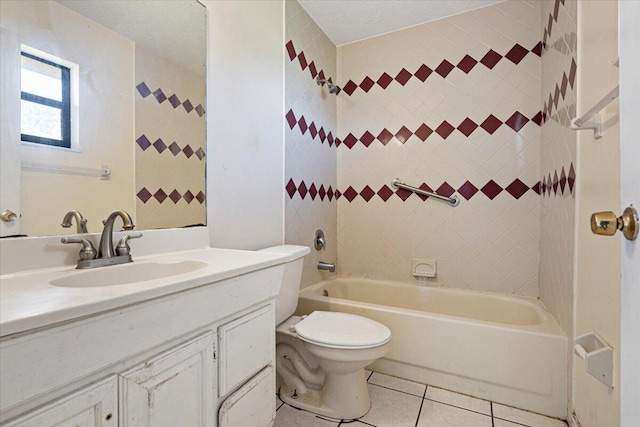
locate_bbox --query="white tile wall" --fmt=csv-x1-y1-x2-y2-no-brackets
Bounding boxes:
336,0,542,295
285,0,337,288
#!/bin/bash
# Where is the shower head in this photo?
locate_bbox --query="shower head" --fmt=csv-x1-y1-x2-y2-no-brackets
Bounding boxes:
316,77,339,94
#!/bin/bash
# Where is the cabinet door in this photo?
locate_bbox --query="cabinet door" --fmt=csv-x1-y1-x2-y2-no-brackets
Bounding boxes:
218,366,275,427
218,305,274,396
119,331,216,427
5,376,117,427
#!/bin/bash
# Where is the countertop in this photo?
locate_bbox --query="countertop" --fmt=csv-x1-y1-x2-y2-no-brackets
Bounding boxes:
0,248,289,337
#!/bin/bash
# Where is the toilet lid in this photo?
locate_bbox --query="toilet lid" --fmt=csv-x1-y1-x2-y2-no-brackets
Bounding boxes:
295,311,391,349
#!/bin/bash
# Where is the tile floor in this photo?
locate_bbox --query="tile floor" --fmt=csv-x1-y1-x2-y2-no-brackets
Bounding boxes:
275,371,568,427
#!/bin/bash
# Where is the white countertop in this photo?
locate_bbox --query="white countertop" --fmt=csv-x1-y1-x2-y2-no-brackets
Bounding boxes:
0,248,289,337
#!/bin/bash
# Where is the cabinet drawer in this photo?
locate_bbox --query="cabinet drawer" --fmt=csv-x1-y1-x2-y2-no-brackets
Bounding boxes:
218,366,275,427
218,305,274,396
5,376,117,427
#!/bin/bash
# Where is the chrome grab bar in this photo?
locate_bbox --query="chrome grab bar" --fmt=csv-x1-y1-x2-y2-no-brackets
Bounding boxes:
391,178,460,207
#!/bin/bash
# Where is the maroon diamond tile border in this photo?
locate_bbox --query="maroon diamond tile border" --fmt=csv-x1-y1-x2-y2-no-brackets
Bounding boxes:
286,179,545,202
285,108,337,147
284,179,336,201
137,188,206,204
337,42,541,97
285,39,339,93
136,82,205,118
541,163,575,198
337,111,540,150
136,134,205,160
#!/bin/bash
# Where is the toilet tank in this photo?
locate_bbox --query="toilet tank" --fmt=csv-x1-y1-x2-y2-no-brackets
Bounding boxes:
259,245,310,324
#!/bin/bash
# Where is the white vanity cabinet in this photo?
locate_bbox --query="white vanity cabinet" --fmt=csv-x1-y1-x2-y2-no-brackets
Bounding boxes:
1,264,283,427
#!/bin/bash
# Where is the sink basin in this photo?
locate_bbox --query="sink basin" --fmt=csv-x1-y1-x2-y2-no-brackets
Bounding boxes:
50,260,208,288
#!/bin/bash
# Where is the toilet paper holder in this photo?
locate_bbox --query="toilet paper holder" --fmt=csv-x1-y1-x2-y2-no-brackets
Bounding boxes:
574,331,613,388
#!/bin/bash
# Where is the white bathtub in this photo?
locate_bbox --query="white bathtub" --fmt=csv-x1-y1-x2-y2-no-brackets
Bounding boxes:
296,277,567,418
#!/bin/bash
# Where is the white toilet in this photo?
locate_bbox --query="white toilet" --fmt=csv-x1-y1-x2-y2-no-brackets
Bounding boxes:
260,245,391,420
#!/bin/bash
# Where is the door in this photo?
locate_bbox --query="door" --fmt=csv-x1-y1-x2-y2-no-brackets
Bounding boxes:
618,2,639,425
5,376,118,427
0,27,22,236
119,331,216,427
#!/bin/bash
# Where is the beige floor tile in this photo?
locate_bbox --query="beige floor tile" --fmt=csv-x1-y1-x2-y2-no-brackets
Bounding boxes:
417,400,493,427
274,404,339,426
425,386,491,415
368,372,427,397
359,383,423,427
493,404,568,427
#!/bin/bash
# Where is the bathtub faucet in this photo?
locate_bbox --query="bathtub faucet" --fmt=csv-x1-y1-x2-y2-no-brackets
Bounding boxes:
317,261,335,272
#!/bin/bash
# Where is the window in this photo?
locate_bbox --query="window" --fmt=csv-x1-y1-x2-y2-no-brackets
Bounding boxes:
20,51,71,148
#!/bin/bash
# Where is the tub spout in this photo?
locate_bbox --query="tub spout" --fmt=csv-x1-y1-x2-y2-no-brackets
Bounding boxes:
318,261,335,272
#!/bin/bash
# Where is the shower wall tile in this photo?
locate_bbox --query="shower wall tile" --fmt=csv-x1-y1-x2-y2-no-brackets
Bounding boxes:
285,0,337,288
336,0,542,295
538,0,577,338
135,46,206,230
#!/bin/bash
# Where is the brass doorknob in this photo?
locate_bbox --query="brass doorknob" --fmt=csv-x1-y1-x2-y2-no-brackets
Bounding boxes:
0,210,17,222
591,205,638,241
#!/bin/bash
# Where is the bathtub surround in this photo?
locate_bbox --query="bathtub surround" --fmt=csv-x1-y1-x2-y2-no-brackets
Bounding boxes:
284,0,338,288
336,1,542,295
135,45,206,230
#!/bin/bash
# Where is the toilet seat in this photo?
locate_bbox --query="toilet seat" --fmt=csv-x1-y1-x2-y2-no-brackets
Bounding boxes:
294,311,391,349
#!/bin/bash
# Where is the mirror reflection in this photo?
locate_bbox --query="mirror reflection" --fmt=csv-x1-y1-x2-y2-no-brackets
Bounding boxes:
0,0,207,238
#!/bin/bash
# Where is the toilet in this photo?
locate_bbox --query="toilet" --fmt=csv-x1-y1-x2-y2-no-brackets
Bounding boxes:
260,245,391,420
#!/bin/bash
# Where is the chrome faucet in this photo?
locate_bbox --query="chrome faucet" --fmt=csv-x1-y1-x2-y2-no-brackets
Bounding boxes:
61,210,88,233
62,210,140,269
98,210,135,258
317,261,335,272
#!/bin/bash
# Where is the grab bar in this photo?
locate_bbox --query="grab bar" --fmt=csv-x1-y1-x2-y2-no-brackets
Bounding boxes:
570,85,619,139
391,178,460,207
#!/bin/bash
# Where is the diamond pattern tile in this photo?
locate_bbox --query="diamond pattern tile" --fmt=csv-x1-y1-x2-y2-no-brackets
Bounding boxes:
416,183,433,201
435,121,455,139
154,189,168,203
458,181,479,200
136,82,151,98
309,183,318,200
435,60,455,78
168,142,181,156
414,124,433,141
457,55,478,74
377,129,394,145
505,179,529,199
168,189,182,204
395,68,412,86
360,185,375,202
377,72,393,89
183,190,194,204
343,133,358,149
285,109,297,129
136,135,151,150
183,145,194,158
343,80,358,95
137,187,152,203
505,112,529,132
457,118,478,137
481,115,503,134
481,180,503,200
505,43,529,64
195,191,205,204
298,180,308,199
414,64,433,82
343,186,358,202
286,179,297,199
396,188,413,201
360,131,375,147
395,126,412,144
377,185,394,201
153,138,167,153
360,76,375,93
480,49,503,69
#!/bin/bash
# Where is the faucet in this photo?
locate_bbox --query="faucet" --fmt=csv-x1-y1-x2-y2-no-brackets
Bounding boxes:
62,210,140,269
317,261,335,272
98,210,135,258
61,210,88,233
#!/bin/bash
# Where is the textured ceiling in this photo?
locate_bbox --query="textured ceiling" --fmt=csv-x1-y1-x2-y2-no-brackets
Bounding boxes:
56,0,206,76
298,0,506,46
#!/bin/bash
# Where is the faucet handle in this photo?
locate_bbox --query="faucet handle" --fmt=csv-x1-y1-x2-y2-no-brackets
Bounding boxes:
61,237,97,260
115,233,143,256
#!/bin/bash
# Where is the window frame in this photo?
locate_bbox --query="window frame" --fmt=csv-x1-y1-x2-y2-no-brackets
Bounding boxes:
20,51,72,148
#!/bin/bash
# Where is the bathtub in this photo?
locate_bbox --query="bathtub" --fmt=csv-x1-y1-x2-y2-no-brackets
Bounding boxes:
296,277,567,418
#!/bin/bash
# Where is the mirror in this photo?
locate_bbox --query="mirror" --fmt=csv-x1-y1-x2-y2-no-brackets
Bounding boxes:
0,0,207,237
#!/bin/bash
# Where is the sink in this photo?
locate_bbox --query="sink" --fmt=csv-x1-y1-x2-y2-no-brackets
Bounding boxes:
50,260,208,288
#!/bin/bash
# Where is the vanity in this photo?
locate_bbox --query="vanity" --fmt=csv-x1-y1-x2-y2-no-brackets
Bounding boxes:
0,236,288,426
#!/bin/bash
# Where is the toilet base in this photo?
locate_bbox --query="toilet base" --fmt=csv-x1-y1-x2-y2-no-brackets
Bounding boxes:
278,368,371,421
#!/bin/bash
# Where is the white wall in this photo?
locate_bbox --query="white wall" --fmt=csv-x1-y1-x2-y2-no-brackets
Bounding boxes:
204,0,285,250
572,2,620,426
618,1,640,425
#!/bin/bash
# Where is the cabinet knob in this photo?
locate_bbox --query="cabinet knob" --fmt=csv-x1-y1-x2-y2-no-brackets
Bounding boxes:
0,210,17,222
591,205,638,241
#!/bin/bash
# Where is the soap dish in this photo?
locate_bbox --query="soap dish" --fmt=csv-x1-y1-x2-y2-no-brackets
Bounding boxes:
574,331,613,388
